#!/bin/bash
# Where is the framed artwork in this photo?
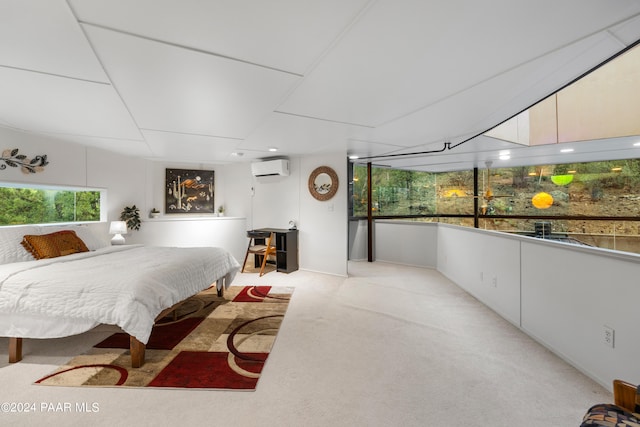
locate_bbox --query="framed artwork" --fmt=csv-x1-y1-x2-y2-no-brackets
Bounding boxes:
165,168,214,214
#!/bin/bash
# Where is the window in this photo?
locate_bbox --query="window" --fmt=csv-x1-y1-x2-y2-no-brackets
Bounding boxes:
0,184,104,226
350,159,640,254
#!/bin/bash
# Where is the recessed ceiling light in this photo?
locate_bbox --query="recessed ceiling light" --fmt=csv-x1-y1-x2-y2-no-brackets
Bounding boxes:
231,152,244,157
499,155,511,160
560,148,574,153
634,142,640,147
499,150,510,155
268,147,278,152
349,155,359,160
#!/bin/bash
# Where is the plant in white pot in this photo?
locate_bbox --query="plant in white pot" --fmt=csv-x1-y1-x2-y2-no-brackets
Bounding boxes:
120,205,141,231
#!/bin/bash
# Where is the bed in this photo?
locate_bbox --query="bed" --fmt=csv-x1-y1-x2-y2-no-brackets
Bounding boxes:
0,223,240,367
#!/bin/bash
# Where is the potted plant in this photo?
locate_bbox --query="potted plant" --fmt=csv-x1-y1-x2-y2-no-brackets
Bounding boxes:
149,208,160,219
120,205,141,231
217,205,225,217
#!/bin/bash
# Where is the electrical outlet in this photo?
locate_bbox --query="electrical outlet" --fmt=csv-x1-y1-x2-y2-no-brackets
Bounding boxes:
491,276,497,287
603,326,615,348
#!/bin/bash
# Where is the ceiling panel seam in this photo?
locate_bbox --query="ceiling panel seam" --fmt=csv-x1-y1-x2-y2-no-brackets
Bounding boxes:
67,12,147,145
267,1,377,118
77,21,303,78
140,128,244,141
273,110,375,128
0,64,110,86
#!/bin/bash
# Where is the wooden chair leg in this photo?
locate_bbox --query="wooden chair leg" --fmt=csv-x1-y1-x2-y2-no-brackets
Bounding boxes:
9,337,22,363
241,241,252,273
259,250,269,276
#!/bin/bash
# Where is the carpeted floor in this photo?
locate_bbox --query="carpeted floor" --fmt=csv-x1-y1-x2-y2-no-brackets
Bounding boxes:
0,262,613,426
35,285,292,390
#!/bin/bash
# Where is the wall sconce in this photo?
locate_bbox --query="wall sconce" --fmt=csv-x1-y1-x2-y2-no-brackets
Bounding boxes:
109,221,128,245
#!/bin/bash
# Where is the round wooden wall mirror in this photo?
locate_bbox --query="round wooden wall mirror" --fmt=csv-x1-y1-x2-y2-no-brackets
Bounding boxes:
308,166,338,201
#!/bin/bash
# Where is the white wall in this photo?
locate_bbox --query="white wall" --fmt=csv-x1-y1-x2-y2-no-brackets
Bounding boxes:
0,127,145,224
520,241,640,389
0,129,86,187
349,219,368,261
374,220,438,268
373,221,640,390
299,154,347,276
437,226,522,326
218,153,348,276
86,147,146,223
1,128,348,275
219,162,253,220
250,158,301,231
127,217,247,263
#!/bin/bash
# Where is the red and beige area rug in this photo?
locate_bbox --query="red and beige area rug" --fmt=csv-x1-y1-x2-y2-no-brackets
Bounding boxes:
35,285,293,390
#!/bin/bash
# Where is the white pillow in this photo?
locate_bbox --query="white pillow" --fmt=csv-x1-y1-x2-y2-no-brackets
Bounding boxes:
0,225,40,264
73,224,110,250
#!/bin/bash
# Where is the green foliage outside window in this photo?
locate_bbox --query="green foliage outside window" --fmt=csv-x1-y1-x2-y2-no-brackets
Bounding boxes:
352,167,438,216
352,159,640,219
351,158,640,253
0,187,101,226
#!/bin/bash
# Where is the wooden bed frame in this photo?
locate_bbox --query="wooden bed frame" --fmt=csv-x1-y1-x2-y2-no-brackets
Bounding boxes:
8,335,149,368
7,286,224,368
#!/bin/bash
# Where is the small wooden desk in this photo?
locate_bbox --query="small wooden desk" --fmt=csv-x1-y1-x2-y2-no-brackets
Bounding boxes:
254,228,298,273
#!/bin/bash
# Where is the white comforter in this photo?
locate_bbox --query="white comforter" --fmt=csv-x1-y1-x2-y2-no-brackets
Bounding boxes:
0,245,240,344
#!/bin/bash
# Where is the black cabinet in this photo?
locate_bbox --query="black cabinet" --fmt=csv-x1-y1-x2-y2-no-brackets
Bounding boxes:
256,228,298,273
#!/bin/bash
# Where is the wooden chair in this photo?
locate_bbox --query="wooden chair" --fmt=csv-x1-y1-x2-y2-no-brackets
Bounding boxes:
241,230,276,276
581,379,639,426
613,379,638,412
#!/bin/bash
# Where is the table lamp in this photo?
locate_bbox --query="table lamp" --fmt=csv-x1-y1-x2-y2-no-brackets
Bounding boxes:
109,221,128,245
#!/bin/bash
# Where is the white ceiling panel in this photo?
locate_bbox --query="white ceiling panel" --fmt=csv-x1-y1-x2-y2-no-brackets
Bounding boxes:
141,129,243,163
69,0,371,75
368,32,626,150
41,134,155,158
347,138,410,160
83,24,301,139
609,14,640,46
0,0,107,82
0,1,639,172
278,0,640,127
0,66,142,139
241,112,373,157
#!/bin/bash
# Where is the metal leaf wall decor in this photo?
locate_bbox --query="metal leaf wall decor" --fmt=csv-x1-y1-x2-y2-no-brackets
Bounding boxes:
0,149,49,174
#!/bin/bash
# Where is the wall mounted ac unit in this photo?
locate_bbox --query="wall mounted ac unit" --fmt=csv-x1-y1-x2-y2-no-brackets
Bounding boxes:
251,159,290,177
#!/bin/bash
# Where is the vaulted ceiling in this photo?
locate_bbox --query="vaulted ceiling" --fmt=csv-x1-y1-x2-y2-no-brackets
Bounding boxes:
1,0,640,171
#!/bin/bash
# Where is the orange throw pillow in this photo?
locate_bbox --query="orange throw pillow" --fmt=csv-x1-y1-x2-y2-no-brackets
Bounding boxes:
21,230,89,260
